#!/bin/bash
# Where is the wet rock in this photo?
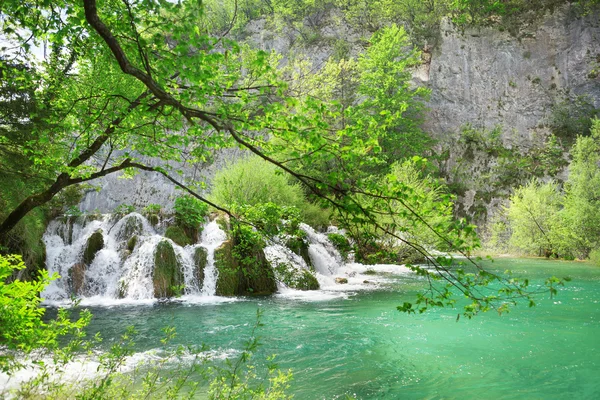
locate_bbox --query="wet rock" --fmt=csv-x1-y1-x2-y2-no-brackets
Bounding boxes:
127,235,138,252
119,215,143,240
153,240,184,298
165,225,193,247
215,237,278,296
194,247,208,289
335,277,348,284
286,236,312,268
69,263,86,295
83,230,104,265
215,240,237,296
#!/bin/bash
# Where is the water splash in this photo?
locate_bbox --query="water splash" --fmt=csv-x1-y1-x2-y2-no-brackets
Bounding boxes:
199,221,228,296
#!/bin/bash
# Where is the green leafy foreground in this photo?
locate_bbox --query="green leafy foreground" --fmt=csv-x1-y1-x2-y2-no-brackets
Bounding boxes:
1,254,291,399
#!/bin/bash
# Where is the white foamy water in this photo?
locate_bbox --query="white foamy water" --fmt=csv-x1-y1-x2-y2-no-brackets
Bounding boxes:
199,221,228,296
0,347,239,397
41,214,231,304
41,212,415,305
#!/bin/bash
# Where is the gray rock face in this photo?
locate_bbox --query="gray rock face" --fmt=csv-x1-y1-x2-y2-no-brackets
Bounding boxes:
424,7,600,145
77,6,600,218
79,149,247,213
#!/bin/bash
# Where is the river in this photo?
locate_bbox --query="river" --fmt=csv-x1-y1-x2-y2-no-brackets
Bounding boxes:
66,258,600,399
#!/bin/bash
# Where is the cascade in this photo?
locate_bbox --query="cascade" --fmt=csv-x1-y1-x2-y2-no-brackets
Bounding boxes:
198,221,228,296
300,223,344,276
41,213,228,303
41,213,404,304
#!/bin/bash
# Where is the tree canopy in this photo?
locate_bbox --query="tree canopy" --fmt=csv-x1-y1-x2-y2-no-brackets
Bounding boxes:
0,0,568,317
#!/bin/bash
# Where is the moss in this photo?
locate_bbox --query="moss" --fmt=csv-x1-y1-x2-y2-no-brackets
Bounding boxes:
363,268,377,275
127,235,138,252
327,233,352,261
215,240,237,296
194,246,208,289
296,269,319,290
147,214,160,226
153,240,184,298
120,215,143,239
165,226,193,247
273,263,319,291
83,230,104,265
214,237,278,297
237,247,277,296
286,236,312,268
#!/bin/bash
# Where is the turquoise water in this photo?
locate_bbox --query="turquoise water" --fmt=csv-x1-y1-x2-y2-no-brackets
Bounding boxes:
81,259,600,399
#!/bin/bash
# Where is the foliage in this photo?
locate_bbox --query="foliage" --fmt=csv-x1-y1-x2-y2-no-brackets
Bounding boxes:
173,195,209,230
0,254,91,374
486,120,600,259
0,0,566,317
142,203,162,215
505,179,563,257
549,95,599,144
560,118,600,258
327,233,352,260
210,156,306,210
237,202,303,238
3,305,292,399
114,204,136,217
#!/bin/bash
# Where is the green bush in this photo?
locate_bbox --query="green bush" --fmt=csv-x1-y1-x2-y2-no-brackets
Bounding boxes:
173,195,208,230
589,249,600,266
210,156,306,209
210,156,329,226
114,203,136,217
0,254,91,373
327,233,352,261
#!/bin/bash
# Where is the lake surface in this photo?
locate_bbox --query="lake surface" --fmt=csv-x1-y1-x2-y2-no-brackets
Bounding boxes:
71,258,600,399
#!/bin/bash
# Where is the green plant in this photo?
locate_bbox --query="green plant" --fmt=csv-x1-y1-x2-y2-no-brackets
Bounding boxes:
589,249,600,266
327,233,352,260
142,203,162,215
0,254,91,374
114,204,136,217
173,195,208,230
210,157,306,210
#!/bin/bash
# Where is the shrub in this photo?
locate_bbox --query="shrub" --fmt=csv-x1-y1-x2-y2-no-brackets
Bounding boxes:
210,156,305,209
173,195,208,230
589,249,600,266
114,203,135,217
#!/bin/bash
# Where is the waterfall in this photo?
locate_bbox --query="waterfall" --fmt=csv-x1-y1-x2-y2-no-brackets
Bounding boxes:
300,223,344,276
41,213,228,303
199,221,228,296
41,212,406,304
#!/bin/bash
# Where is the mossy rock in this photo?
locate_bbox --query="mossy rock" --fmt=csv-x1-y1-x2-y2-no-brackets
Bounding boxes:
237,247,277,296
327,233,352,261
214,239,277,296
165,226,193,246
120,215,143,239
127,235,138,252
194,246,208,289
153,240,184,298
68,262,86,295
273,263,319,291
83,230,104,265
147,214,160,226
116,280,128,298
286,236,312,268
215,240,237,296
